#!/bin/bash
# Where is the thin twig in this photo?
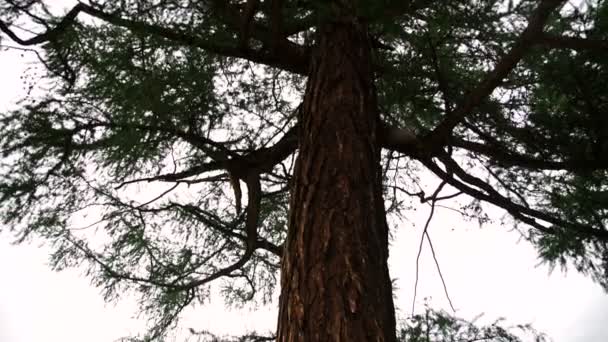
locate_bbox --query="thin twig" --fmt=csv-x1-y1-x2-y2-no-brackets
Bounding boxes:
412,197,436,315
425,229,456,312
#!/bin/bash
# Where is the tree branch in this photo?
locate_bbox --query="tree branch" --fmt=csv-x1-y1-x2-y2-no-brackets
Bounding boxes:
172,202,282,257
450,137,608,172
423,0,566,148
420,153,608,242
0,2,309,74
379,122,422,155
239,0,260,50
114,166,225,189
178,172,262,289
412,181,456,315
67,119,298,179
535,33,608,52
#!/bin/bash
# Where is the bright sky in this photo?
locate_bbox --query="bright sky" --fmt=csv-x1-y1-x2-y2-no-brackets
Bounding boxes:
1,3,608,342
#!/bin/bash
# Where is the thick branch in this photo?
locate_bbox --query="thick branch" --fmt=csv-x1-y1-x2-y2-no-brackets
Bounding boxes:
420,153,608,242
238,123,299,176
282,16,316,37
378,123,421,155
423,0,565,148
451,137,608,171
0,2,309,74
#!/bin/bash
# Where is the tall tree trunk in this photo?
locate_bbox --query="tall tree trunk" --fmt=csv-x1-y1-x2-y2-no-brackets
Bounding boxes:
276,13,397,342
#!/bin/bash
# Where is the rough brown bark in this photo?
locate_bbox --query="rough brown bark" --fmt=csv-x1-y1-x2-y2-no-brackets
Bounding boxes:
276,15,397,342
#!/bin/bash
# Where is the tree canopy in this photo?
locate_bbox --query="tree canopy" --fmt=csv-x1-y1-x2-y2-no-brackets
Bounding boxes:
1,0,607,341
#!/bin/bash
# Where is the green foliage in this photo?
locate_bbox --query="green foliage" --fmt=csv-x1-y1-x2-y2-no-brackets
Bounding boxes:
399,306,549,342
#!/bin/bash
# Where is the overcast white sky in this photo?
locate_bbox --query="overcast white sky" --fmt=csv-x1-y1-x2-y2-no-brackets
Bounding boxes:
1,2,608,341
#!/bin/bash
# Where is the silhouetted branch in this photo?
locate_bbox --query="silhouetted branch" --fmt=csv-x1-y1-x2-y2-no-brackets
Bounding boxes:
177,172,262,289
412,193,436,315
424,0,566,148
450,137,608,172
412,179,456,315
421,154,608,242
425,229,456,313
0,2,309,74
536,33,608,52
115,171,227,190
173,202,282,257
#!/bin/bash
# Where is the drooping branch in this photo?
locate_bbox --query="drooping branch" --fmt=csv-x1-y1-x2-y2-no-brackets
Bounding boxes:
68,170,278,291
0,2,309,74
421,157,559,235
423,0,566,148
176,172,262,289
420,153,608,242
411,179,456,316
62,228,194,289
450,137,608,172
36,119,237,163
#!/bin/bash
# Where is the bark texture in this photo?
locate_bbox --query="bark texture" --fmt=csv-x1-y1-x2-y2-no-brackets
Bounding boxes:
276,14,397,342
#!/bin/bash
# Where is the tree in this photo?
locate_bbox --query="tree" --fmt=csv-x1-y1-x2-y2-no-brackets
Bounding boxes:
398,304,548,342
0,0,607,340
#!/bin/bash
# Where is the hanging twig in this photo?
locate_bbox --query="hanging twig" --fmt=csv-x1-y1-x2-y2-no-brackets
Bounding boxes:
411,194,436,315
425,229,456,312
412,180,456,315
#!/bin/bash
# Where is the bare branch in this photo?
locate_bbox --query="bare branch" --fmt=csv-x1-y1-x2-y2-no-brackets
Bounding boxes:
425,229,456,313
412,178,456,315
114,164,224,189
0,3,83,45
412,193,436,315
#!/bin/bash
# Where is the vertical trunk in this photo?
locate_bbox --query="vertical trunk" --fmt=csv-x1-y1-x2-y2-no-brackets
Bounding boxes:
276,13,397,342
